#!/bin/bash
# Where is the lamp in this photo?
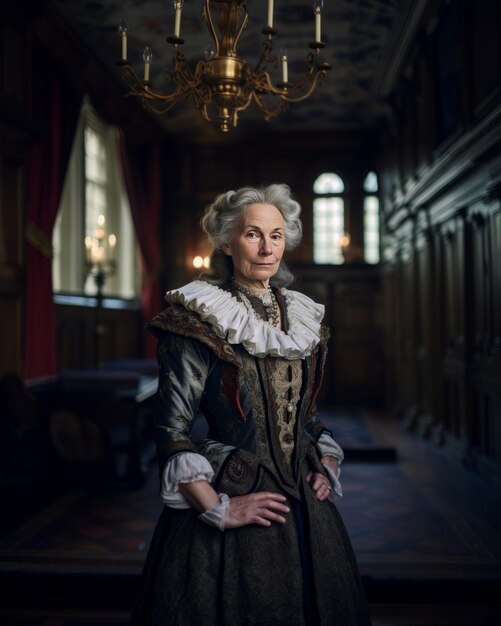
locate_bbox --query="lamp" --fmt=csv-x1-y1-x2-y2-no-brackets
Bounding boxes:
116,0,331,132
85,215,117,366
85,215,117,303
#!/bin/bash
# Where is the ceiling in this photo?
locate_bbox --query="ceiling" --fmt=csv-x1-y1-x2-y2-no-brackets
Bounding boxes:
50,0,402,139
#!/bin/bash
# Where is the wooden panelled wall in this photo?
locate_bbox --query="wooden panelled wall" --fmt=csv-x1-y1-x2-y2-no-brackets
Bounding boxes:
378,0,501,486
0,5,33,378
55,302,143,371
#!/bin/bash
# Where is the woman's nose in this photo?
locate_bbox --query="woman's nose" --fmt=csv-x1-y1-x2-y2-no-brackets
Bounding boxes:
259,237,272,255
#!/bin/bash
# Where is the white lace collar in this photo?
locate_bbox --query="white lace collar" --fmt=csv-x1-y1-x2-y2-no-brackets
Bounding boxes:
164,280,324,360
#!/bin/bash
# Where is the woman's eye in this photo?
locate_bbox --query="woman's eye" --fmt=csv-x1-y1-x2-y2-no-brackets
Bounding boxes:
246,231,259,239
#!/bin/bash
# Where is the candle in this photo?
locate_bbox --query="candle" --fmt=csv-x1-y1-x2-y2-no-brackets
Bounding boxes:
91,246,101,263
267,0,274,28
281,50,288,83
314,1,322,42
118,19,128,61
85,236,92,263
143,46,152,81
174,1,183,38
340,233,350,248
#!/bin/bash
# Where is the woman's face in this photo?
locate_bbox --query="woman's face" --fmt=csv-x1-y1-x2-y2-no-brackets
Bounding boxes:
223,203,286,288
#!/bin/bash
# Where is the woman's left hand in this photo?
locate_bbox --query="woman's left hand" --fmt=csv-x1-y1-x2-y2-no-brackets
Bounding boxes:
306,471,332,501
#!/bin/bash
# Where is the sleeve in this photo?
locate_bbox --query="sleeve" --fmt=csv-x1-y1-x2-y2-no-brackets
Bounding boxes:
160,440,237,509
323,462,343,501
303,407,344,501
154,333,232,472
153,331,209,469
317,431,344,463
160,451,215,509
153,331,235,483
303,403,335,448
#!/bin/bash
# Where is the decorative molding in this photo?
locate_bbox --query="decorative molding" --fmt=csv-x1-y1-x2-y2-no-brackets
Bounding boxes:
404,105,501,209
371,0,430,101
383,105,501,231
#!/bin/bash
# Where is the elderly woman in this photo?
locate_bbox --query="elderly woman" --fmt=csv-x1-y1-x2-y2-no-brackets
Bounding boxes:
131,184,371,625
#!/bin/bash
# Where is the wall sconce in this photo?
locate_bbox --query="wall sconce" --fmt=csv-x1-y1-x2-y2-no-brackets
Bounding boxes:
339,232,350,249
192,255,211,269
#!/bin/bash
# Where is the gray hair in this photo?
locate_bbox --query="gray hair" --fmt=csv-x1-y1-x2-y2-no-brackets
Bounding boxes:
200,184,303,288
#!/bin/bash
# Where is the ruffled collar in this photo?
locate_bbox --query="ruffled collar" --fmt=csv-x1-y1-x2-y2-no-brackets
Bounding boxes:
164,280,324,360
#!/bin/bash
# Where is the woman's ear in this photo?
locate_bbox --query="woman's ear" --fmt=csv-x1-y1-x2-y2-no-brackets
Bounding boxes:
222,243,232,256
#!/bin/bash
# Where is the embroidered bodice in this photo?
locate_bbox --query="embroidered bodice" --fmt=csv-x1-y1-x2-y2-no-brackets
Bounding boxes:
148,279,343,508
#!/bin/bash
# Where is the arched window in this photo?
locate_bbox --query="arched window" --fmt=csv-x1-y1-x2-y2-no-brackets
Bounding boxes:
363,171,380,264
313,172,346,264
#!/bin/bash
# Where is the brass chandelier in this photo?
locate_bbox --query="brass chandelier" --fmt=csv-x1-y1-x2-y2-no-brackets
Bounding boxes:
116,0,331,132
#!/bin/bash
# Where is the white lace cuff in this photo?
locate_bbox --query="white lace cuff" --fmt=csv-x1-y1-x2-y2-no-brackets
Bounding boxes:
199,493,230,531
318,431,344,464
323,463,343,502
160,452,214,509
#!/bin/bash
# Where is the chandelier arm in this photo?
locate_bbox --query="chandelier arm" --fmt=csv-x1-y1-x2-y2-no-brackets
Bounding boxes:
232,89,255,114
248,64,328,100
119,63,148,93
248,90,289,121
134,94,183,115
120,63,213,116
199,103,212,122
119,53,205,106
253,38,276,75
246,71,280,95
162,49,200,91
231,2,249,52
130,80,210,115
280,70,328,103
203,0,220,56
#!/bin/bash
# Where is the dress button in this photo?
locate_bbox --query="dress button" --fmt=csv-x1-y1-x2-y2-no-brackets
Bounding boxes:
287,403,294,413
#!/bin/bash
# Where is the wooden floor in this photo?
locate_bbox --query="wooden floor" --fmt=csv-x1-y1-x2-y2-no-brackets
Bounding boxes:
0,409,500,625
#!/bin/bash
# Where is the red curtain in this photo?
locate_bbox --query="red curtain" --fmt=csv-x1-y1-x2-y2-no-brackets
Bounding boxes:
23,77,81,380
119,135,163,358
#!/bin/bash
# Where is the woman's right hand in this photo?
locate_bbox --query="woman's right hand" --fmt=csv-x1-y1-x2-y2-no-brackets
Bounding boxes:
224,491,290,529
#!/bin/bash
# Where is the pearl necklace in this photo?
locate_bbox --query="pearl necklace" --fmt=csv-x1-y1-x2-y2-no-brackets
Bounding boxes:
231,278,281,328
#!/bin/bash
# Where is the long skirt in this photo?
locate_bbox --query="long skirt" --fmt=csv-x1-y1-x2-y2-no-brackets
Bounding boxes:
130,472,372,625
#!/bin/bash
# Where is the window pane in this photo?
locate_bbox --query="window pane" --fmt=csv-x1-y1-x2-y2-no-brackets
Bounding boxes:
364,195,380,264
85,127,106,183
313,172,345,194
363,171,378,193
313,197,345,264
